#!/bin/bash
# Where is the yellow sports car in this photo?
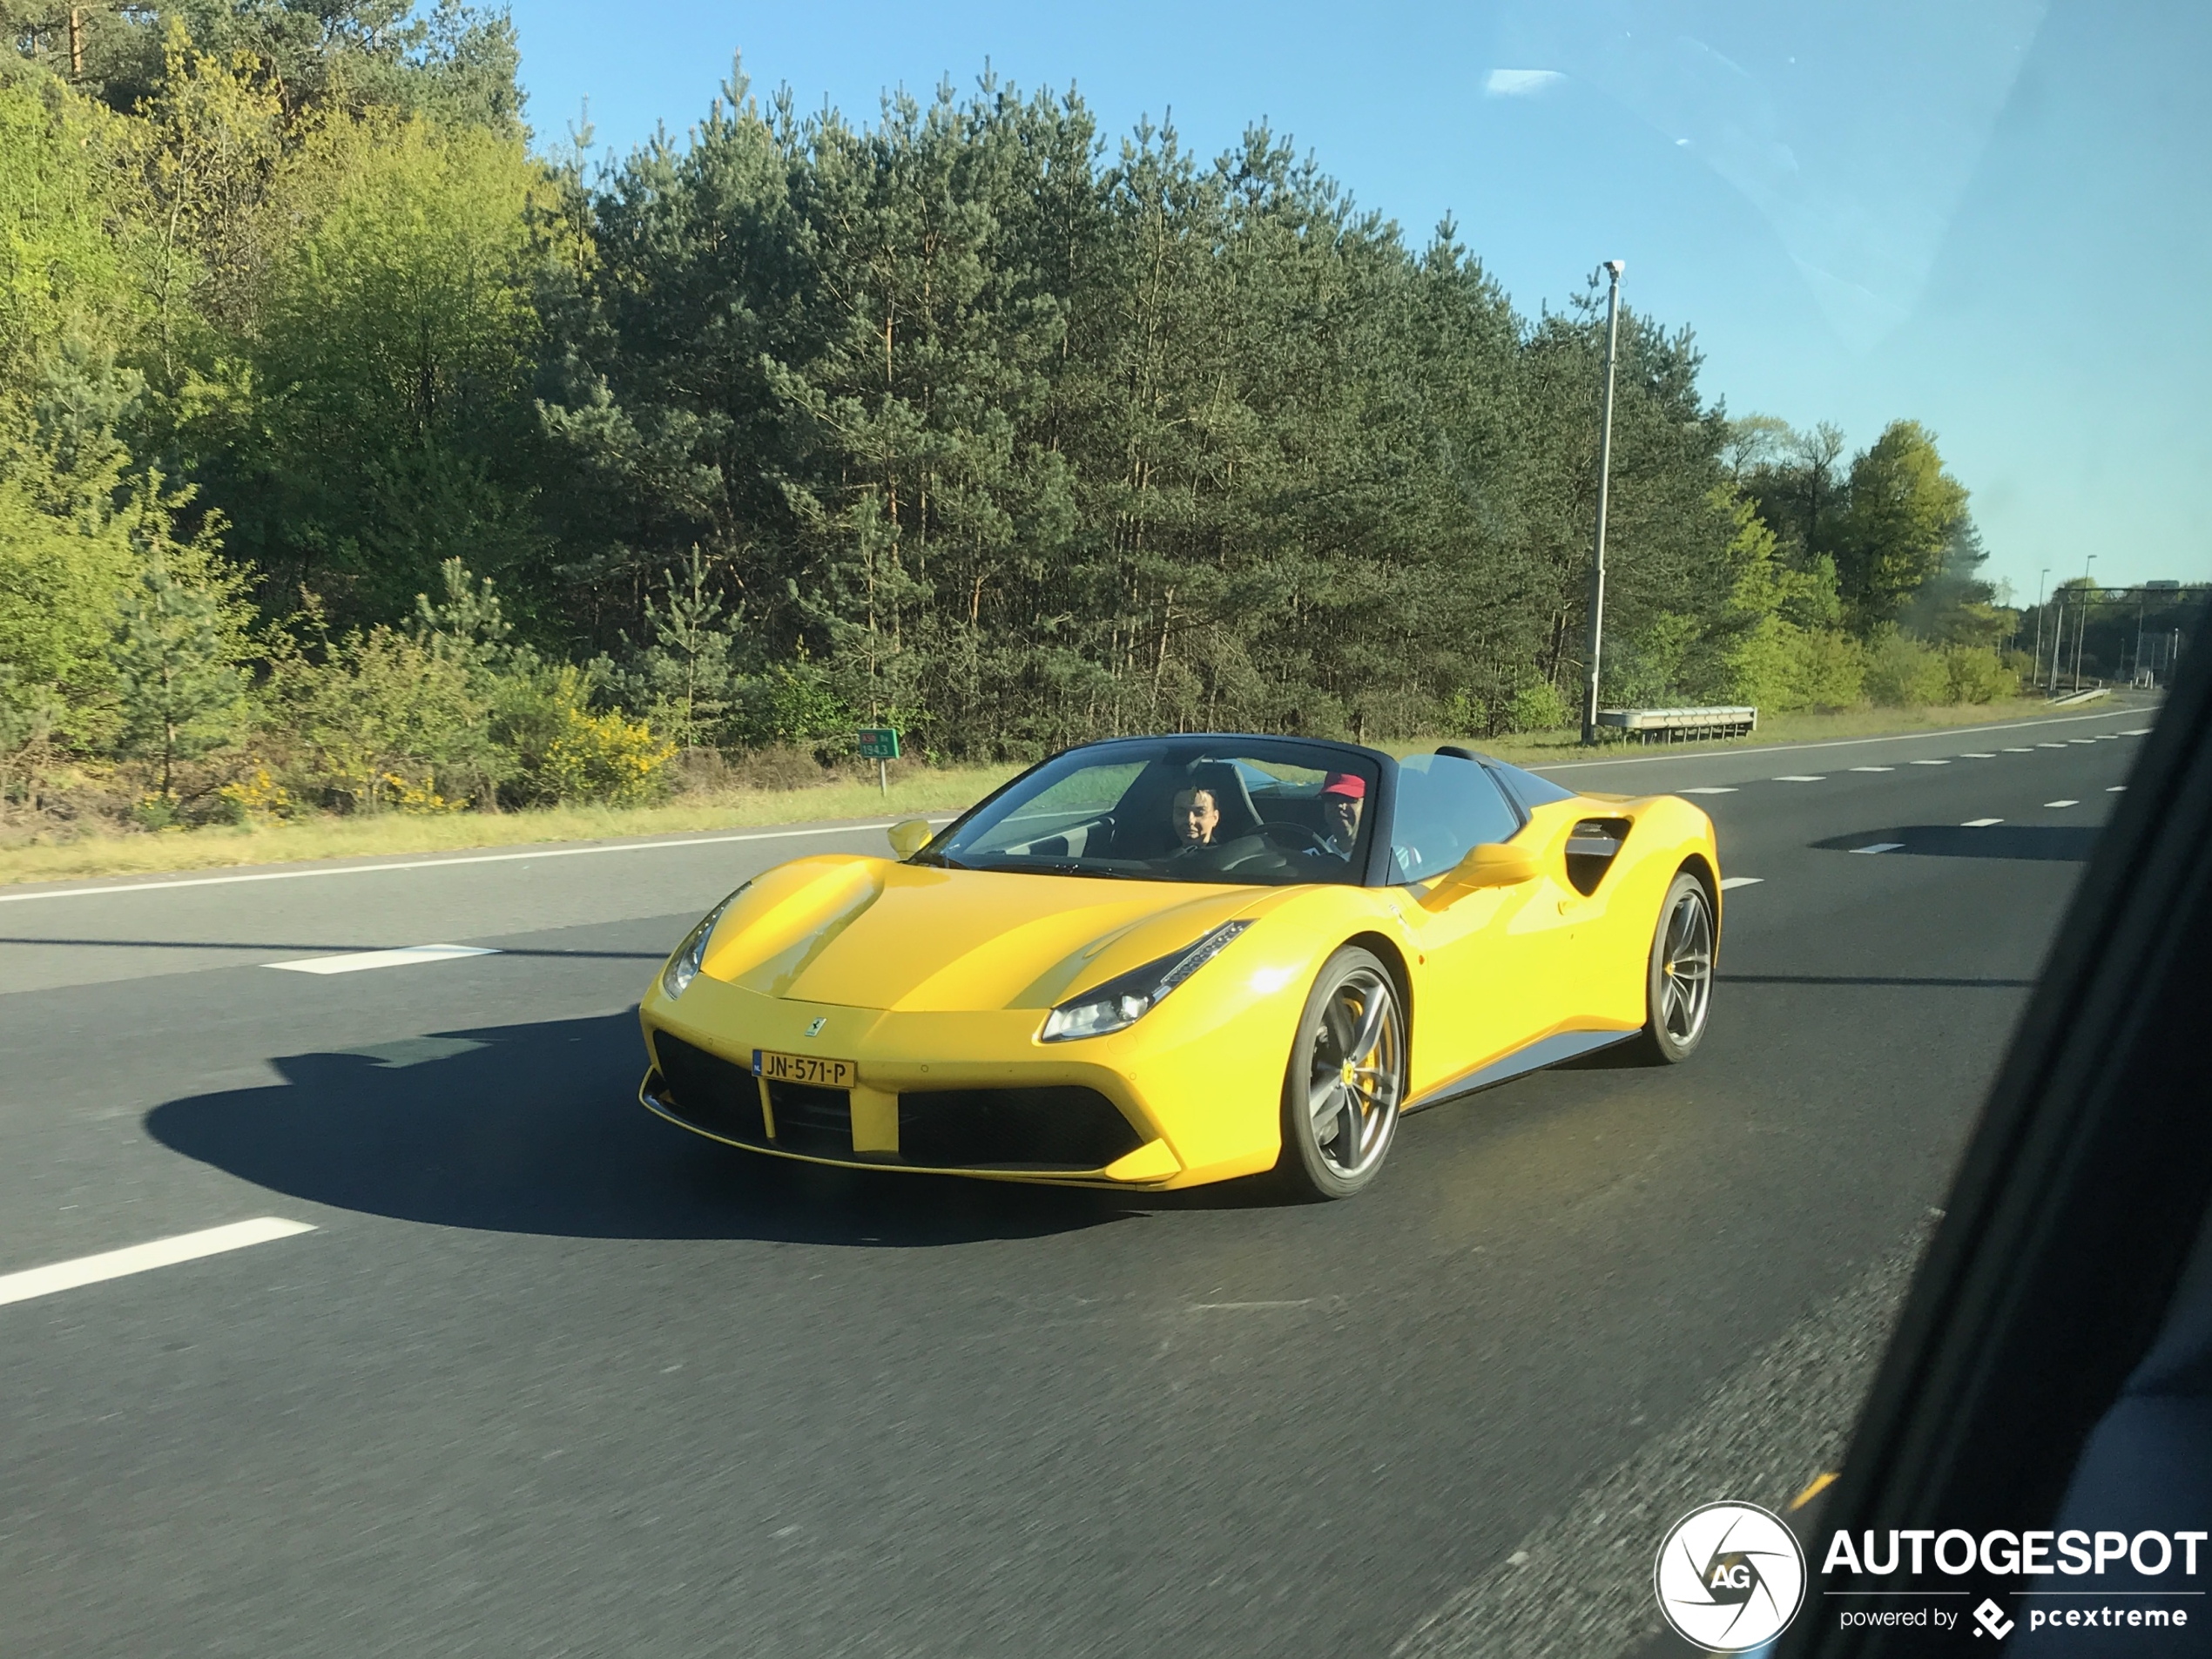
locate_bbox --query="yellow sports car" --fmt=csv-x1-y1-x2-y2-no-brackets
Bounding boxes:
638,735,1721,1199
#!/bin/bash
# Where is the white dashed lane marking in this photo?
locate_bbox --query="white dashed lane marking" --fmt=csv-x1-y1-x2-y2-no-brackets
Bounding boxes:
1718,877,1763,890
267,944,502,975
1679,787,1737,795
2045,800,2080,809
2004,746,2034,752
1850,766,1894,772
1852,843,1905,855
1961,752,1998,759
1910,759,1951,765
2039,743,2067,749
1774,775,1826,784
1962,819,2004,827
0,1218,316,1308
2108,786,2127,793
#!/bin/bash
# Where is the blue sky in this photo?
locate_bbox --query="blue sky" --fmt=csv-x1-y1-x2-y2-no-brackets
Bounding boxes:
504,0,2209,599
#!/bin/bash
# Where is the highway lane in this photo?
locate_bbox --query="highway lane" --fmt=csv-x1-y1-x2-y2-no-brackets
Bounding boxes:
0,700,2155,1658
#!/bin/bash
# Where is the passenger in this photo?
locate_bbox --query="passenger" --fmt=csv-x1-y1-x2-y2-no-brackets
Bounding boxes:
1170,786,1221,849
1317,772,1366,859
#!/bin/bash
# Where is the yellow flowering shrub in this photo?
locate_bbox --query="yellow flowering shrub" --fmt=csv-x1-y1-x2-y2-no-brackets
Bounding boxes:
541,705,673,806
218,764,294,823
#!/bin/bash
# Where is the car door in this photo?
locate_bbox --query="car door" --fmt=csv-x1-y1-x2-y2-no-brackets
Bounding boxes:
1388,754,1553,1098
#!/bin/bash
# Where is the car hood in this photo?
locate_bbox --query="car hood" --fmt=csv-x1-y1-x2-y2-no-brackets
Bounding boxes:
697,855,1265,1014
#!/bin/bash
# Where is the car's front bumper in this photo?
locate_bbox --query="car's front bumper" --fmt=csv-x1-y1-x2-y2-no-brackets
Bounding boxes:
637,968,1298,1188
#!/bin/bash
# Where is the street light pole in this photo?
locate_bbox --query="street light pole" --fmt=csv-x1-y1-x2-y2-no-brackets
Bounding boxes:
2033,568,2049,691
2047,594,2062,697
1581,260,1625,746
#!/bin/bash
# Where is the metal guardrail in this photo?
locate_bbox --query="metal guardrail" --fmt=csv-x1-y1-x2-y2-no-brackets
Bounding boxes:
1595,705,1758,743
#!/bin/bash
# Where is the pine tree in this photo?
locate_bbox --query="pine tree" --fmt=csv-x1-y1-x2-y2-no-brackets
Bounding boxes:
629,547,745,752
110,550,247,806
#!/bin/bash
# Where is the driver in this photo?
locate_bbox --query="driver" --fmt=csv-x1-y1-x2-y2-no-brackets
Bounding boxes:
1170,786,1221,849
1315,772,1366,859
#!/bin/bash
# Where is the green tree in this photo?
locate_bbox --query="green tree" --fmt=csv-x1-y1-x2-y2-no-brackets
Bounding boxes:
106,480,252,802
235,115,563,619
1834,420,1968,629
618,547,745,752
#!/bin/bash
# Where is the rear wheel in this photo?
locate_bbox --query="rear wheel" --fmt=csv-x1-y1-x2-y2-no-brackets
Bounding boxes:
1640,872,1715,1062
1276,947,1406,1200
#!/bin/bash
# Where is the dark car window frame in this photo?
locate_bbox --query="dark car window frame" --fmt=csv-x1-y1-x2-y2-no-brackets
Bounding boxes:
1788,606,2212,1657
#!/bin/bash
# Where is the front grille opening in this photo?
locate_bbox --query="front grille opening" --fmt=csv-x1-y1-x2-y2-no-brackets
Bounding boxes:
898,1086,1143,1171
767,1082,853,1157
652,1034,768,1144
1565,816,1631,896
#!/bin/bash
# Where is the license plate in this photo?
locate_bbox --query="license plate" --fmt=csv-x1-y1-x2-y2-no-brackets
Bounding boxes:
752,1049,857,1089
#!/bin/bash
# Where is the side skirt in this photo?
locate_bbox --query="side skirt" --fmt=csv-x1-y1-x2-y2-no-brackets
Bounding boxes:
1404,1028,1642,1114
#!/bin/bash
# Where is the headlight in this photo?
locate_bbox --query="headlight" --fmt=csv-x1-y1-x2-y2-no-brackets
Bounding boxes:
1040,921,1252,1042
660,886,747,1000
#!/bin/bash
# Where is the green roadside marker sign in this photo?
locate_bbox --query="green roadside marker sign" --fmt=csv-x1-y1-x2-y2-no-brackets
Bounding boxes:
857,726,900,760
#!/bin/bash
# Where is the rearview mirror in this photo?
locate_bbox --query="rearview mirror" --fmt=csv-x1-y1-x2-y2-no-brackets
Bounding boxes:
1425,842,1540,905
887,818,934,860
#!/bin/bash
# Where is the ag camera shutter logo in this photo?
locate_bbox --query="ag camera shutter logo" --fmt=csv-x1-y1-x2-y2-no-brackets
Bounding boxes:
1655,1501,1807,1652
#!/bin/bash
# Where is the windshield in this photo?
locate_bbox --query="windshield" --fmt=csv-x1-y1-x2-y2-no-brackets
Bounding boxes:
925,740,1381,886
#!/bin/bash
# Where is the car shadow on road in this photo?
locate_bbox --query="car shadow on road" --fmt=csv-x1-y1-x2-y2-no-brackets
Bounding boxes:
1811,824,2101,861
144,1010,1239,1246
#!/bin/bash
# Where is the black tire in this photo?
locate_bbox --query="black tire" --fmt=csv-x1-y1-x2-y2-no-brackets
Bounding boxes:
1275,947,1407,1200
1638,871,1716,1063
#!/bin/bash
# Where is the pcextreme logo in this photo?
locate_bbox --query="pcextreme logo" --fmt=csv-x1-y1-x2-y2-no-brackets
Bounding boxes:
1656,1501,1809,1652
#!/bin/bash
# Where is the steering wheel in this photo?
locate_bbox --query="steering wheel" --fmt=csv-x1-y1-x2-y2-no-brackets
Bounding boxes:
1213,833,1297,875
1256,819,1332,854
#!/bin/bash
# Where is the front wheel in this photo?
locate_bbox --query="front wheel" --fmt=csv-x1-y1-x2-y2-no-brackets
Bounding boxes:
1275,947,1407,1200
1639,872,1716,1063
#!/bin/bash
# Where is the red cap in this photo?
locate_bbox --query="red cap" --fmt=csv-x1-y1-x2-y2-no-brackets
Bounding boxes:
1320,772,1366,800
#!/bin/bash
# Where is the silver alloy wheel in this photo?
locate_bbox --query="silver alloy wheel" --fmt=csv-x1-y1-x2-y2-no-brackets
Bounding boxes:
1304,966,1404,1177
1658,883,1715,1048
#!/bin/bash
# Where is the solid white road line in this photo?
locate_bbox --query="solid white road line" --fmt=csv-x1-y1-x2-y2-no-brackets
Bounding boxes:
1850,765,1895,772
1852,843,1905,855
1962,819,2004,827
0,817,958,907
1678,786,1737,795
1774,774,1826,783
267,944,501,975
0,1217,314,1308
1717,876,1763,890
2046,800,2080,809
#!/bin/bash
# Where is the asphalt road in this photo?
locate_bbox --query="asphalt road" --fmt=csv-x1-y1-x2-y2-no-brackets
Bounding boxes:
0,700,2158,1658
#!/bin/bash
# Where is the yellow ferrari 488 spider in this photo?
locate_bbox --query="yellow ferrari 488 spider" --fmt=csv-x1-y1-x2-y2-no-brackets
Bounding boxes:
638,736,1721,1199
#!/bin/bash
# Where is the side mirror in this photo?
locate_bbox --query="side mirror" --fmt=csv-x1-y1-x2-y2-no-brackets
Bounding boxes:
1424,842,1540,907
887,818,934,860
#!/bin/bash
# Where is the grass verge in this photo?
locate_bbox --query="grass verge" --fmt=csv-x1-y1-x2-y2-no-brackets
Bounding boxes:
0,765,1019,889
0,695,2116,889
